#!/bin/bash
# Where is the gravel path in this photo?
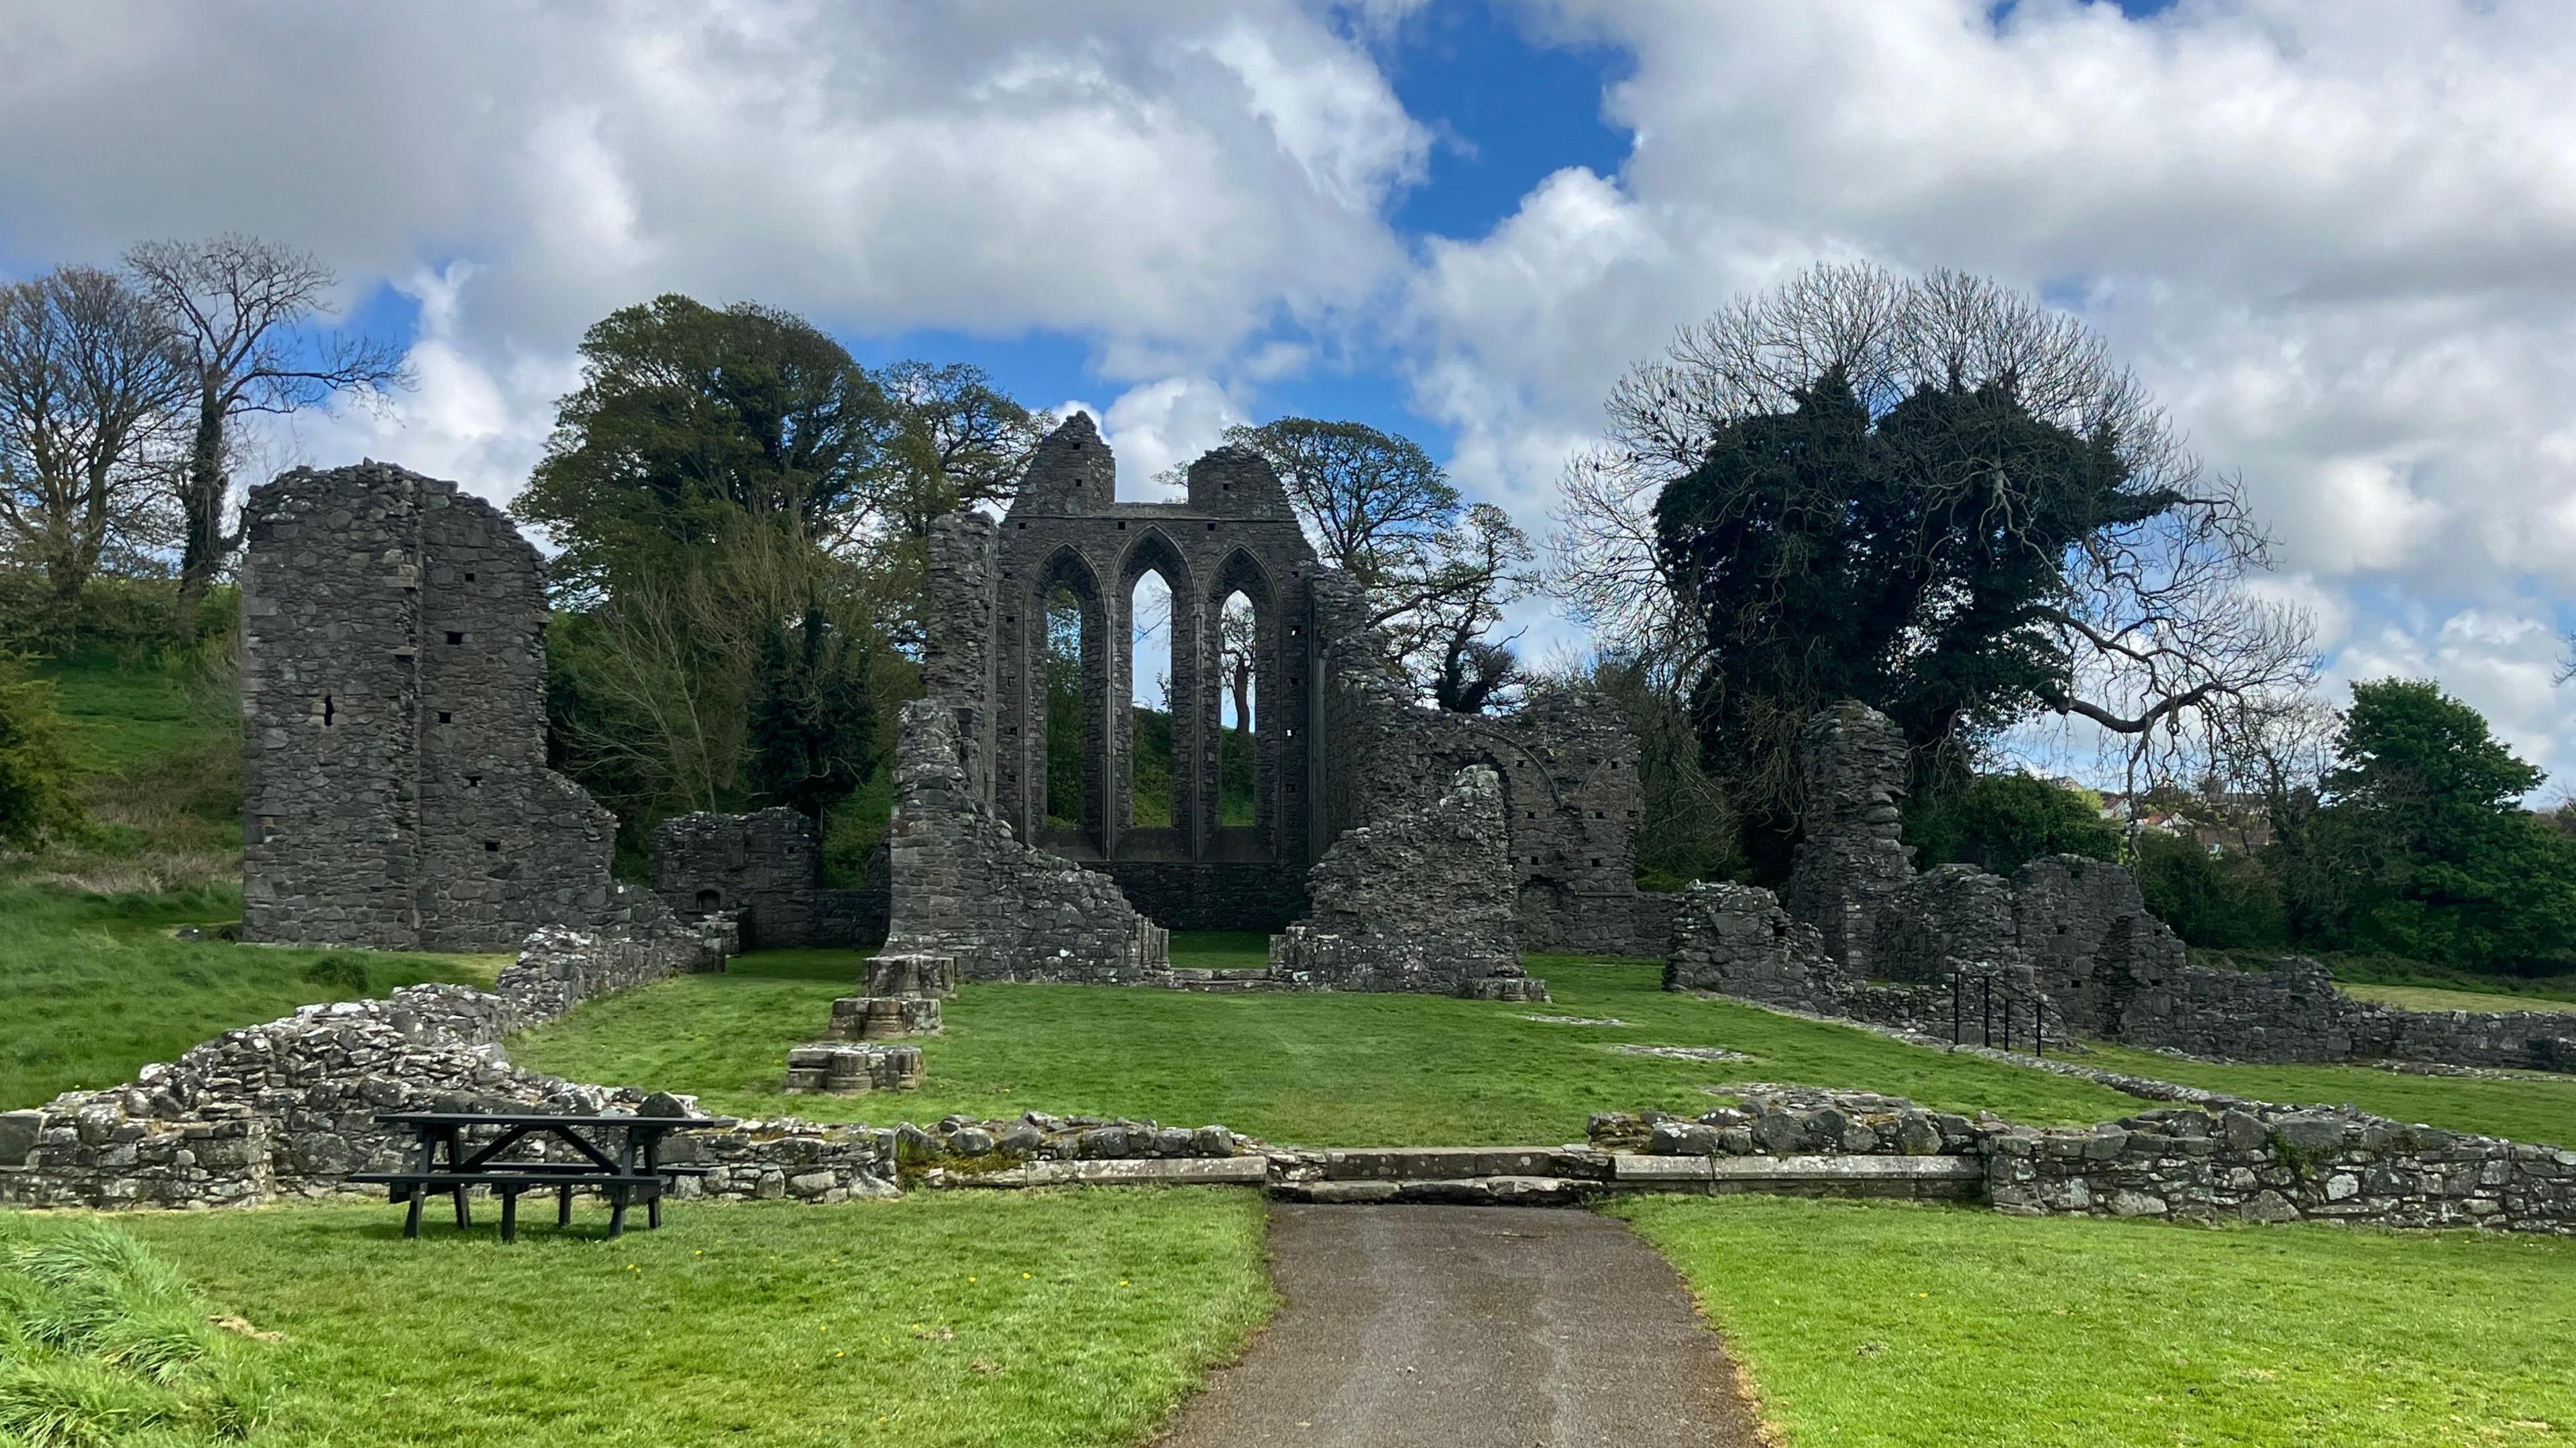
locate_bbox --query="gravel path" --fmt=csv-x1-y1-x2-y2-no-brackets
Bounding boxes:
1154,1204,1764,1448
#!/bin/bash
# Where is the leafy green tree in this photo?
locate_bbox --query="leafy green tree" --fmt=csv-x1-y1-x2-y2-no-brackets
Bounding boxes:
2134,831,2289,950
745,606,881,838
513,294,889,599
0,653,84,846
1224,418,1530,712
2312,678,2576,972
1904,771,2121,878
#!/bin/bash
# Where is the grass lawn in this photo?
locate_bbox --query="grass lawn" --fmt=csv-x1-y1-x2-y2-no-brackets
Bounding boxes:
0,884,505,1109
71,1188,1273,1447
2340,981,2576,1015
1617,1194,2576,1447
36,644,223,776
511,942,2143,1146
2076,1040,2576,1148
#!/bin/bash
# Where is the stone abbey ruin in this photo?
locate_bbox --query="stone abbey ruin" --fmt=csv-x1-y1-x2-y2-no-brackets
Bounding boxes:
225,437,2576,1078
5,434,2573,1235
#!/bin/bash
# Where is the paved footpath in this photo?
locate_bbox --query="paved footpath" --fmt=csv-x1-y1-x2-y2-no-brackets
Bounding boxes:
1154,1204,1764,1448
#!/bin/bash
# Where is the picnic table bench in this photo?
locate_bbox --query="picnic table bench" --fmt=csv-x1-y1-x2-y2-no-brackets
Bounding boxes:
352,1111,722,1241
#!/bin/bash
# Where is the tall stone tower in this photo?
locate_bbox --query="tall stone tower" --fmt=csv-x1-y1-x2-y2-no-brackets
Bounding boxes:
239,461,639,952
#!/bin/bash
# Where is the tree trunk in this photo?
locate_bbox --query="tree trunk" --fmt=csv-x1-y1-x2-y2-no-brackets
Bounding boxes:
1229,657,1251,735
175,384,227,630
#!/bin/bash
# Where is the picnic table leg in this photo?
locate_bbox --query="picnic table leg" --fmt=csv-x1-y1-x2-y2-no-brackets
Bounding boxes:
403,1188,423,1239
500,1186,519,1244
452,1182,471,1229
558,1184,573,1227
648,1188,662,1231
607,1186,629,1240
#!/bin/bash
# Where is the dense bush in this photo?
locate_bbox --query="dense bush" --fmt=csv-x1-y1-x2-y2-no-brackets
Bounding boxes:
1904,772,2120,878
0,653,84,847
2134,831,2288,950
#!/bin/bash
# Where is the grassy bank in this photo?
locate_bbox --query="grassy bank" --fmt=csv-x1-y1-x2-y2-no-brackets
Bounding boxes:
512,944,2143,1146
1618,1195,2575,1447
0,885,503,1109
2078,1040,2576,1148
94,1189,1271,1447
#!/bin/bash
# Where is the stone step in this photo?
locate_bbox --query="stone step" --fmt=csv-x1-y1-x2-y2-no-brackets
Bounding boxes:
1169,968,1277,982
1273,1175,1589,1206
1319,1146,1609,1182
1610,1152,1985,1199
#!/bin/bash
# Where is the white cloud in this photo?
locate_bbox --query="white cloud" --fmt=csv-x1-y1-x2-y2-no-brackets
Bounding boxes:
1407,0,2576,781
0,0,1425,500
1075,376,1250,499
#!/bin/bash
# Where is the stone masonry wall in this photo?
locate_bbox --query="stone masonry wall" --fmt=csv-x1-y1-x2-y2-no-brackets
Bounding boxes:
242,461,678,952
881,700,1170,982
1782,702,1916,974
1270,765,1531,993
649,807,826,948
1599,1085,2574,1234
0,924,880,1212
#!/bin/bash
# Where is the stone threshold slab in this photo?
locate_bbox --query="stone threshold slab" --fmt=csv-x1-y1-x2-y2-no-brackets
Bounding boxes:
925,1157,1270,1188
1612,1153,1986,1183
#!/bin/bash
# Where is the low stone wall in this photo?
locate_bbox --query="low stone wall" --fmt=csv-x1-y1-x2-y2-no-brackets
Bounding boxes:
0,924,892,1211
1593,1085,2576,1234
894,1111,1254,1166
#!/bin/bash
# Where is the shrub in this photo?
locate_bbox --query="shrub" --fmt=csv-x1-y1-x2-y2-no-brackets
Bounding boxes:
2134,831,2289,949
0,653,84,848
1904,772,2120,878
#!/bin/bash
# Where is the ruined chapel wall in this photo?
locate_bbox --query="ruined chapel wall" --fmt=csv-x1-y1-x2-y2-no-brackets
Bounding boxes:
241,462,664,953
1783,702,1916,974
649,807,826,948
241,465,422,948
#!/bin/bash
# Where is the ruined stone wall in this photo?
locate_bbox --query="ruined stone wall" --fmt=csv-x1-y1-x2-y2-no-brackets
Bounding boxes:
1599,1086,2576,1234
881,700,1169,981
1782,702,1915,974
242,462,665,952
1270,765,1529,993
0,924,790,1212
1874,865,2027,986
649,807,825,948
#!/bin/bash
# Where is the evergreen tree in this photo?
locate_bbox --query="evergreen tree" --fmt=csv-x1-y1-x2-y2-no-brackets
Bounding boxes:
745,606,880,837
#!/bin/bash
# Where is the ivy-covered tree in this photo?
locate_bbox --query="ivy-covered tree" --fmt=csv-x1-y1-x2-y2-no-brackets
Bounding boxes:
1902,771,2121,878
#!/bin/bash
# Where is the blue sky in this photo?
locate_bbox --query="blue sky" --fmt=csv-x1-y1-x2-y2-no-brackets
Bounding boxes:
3,0,2572,790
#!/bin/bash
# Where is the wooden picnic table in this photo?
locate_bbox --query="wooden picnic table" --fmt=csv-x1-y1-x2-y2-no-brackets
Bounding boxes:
352,1111,723,1241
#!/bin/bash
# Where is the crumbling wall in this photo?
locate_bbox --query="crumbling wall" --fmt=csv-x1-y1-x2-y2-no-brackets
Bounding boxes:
1782,702,1915,973
649,807,825,948
241,461,680,952
1269,765,1534,995
0,924,843,1213
1663,882,1846,1003
881,700,1169,981
1874,865,2027,986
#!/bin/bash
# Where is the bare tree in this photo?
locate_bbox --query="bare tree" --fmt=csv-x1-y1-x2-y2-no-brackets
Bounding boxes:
0,267,190,623
1555,260,2316,785
123,235,409,622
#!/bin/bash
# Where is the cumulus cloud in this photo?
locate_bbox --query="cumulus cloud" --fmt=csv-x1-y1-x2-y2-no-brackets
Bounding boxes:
1408,0,2576,781
0,0,1425,502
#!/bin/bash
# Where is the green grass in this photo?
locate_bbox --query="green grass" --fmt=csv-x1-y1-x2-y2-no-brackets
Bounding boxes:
0,1217,277,1446
1616,1195,2575,1447
513,942,2142,1146
84,1189,1271,1447
0,885,504,1109
2340,981,2576,1015
2076,1040,2576,1148
34,645,222,777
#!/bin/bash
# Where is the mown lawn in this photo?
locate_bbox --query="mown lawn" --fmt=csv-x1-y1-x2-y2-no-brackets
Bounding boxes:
2078,1040,2576,1148
0,885,504,1109
80,1188,1272,1447
1617,1195,2575,1447
511,944,2143,1146
2340,981,2576,1015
